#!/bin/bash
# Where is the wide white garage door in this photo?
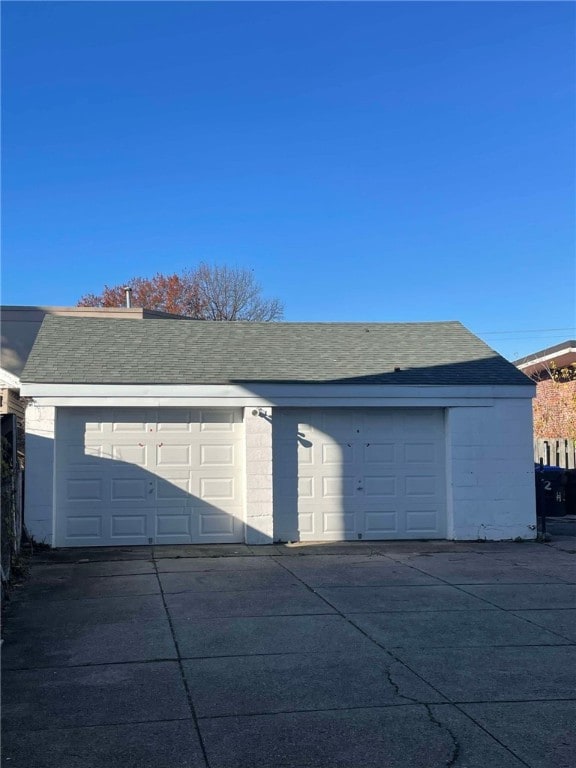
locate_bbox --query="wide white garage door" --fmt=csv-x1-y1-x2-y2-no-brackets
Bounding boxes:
55,408,244,547
274,409,446,541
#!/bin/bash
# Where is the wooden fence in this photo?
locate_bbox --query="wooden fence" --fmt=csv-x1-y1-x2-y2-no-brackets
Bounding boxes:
534,438,576,469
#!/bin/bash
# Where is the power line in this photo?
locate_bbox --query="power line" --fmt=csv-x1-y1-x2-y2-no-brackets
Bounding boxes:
477,327,575,336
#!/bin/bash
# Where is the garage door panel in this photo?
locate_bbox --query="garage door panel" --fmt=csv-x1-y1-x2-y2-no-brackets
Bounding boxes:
364,511,398,534
298,512,314,534
111,422,148,433
157,421,192,432
321,442,352,465
363,475,396,497
111,444,147,465
200,477,235,501
278,408,446,542
156,475,191,500
320,410,356,435
298,442,314,465
153,460,193,481
322,476,354,498
405,475,438,496
111,514,149,538
156,510,191,537
66,478,104,501
156,444,191,466
65,444,104,464
111,409,150,432
200,409,239,431
56,408,244,546
404,442,438,463
157,410,195,431
200,444,235,466
298,476,314,498
362,413,396,435
198,510,240,536
66,515,103,540
405,510,440,533
85,421,105,433
363,443,395,463
110,477,149,502
323,511,355,534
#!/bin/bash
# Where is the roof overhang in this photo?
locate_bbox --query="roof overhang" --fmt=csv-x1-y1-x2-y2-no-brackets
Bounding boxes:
0,367,21,389
515,341,576,374
20,382,536,408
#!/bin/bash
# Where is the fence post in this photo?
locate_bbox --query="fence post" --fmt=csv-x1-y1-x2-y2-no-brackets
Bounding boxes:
534,438,576,469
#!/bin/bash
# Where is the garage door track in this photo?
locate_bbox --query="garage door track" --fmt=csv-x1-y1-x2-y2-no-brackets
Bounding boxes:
2,539,576,768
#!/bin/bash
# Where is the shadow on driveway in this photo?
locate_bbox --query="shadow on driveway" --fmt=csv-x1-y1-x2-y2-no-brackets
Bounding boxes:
2,540,575,768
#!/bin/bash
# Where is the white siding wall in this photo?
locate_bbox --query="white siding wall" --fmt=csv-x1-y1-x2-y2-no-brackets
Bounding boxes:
446,399,536,540
24,403,56,544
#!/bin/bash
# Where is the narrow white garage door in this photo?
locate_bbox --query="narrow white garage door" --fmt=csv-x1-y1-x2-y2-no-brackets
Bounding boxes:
274,409,446,541
55,408,244,547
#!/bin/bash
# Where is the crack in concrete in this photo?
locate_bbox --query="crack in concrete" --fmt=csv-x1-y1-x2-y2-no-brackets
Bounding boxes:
382,660,425,705
274,557,430,706
423,705,461,768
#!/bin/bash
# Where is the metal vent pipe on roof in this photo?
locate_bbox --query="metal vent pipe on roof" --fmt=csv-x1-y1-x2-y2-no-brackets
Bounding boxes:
123,287,132,308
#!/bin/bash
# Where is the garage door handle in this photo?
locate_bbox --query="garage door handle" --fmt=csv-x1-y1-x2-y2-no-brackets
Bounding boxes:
157,443,163,447
138,443,144,447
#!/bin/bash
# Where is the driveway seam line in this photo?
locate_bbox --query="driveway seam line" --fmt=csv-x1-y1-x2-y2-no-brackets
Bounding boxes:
5,697,575,733
190,695,576,721
194,701,449,721
192,695,576,721
392,560,576,644
1,716,194,735
6,640,573,671
152,557,212,768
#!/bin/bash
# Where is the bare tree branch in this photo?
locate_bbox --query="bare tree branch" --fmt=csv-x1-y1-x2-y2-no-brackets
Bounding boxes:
78,265,284,322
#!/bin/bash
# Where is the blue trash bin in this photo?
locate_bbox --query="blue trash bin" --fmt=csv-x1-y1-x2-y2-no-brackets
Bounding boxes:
535,465,567,517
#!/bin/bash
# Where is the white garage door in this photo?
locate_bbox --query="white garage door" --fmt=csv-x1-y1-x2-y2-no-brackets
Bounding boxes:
274,409,446,541
55,408,244,547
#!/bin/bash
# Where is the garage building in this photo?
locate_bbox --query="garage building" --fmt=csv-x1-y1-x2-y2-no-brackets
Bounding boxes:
21,317,535,547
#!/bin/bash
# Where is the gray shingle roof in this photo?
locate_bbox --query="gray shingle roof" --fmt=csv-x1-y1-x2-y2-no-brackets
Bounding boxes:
21,317,533,386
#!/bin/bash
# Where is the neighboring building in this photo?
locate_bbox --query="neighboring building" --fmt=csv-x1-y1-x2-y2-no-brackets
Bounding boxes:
0,368,26,454
515,341,576,468
21,317,536,547
514,340,576,382
1,305,188,444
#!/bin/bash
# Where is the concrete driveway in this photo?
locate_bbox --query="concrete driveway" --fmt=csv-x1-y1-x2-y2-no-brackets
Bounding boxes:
2,537,575,768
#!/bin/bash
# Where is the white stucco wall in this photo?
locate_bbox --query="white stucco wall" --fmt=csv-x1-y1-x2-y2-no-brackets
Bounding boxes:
243,407,274,544
24,403,56,545
446,399,536,540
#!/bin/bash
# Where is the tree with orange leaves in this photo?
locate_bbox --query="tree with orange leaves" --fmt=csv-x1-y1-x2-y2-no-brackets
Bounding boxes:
531,363,576,441
78,264,284,321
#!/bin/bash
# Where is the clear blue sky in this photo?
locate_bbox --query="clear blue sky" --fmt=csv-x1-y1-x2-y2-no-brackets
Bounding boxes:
2,1,575,361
